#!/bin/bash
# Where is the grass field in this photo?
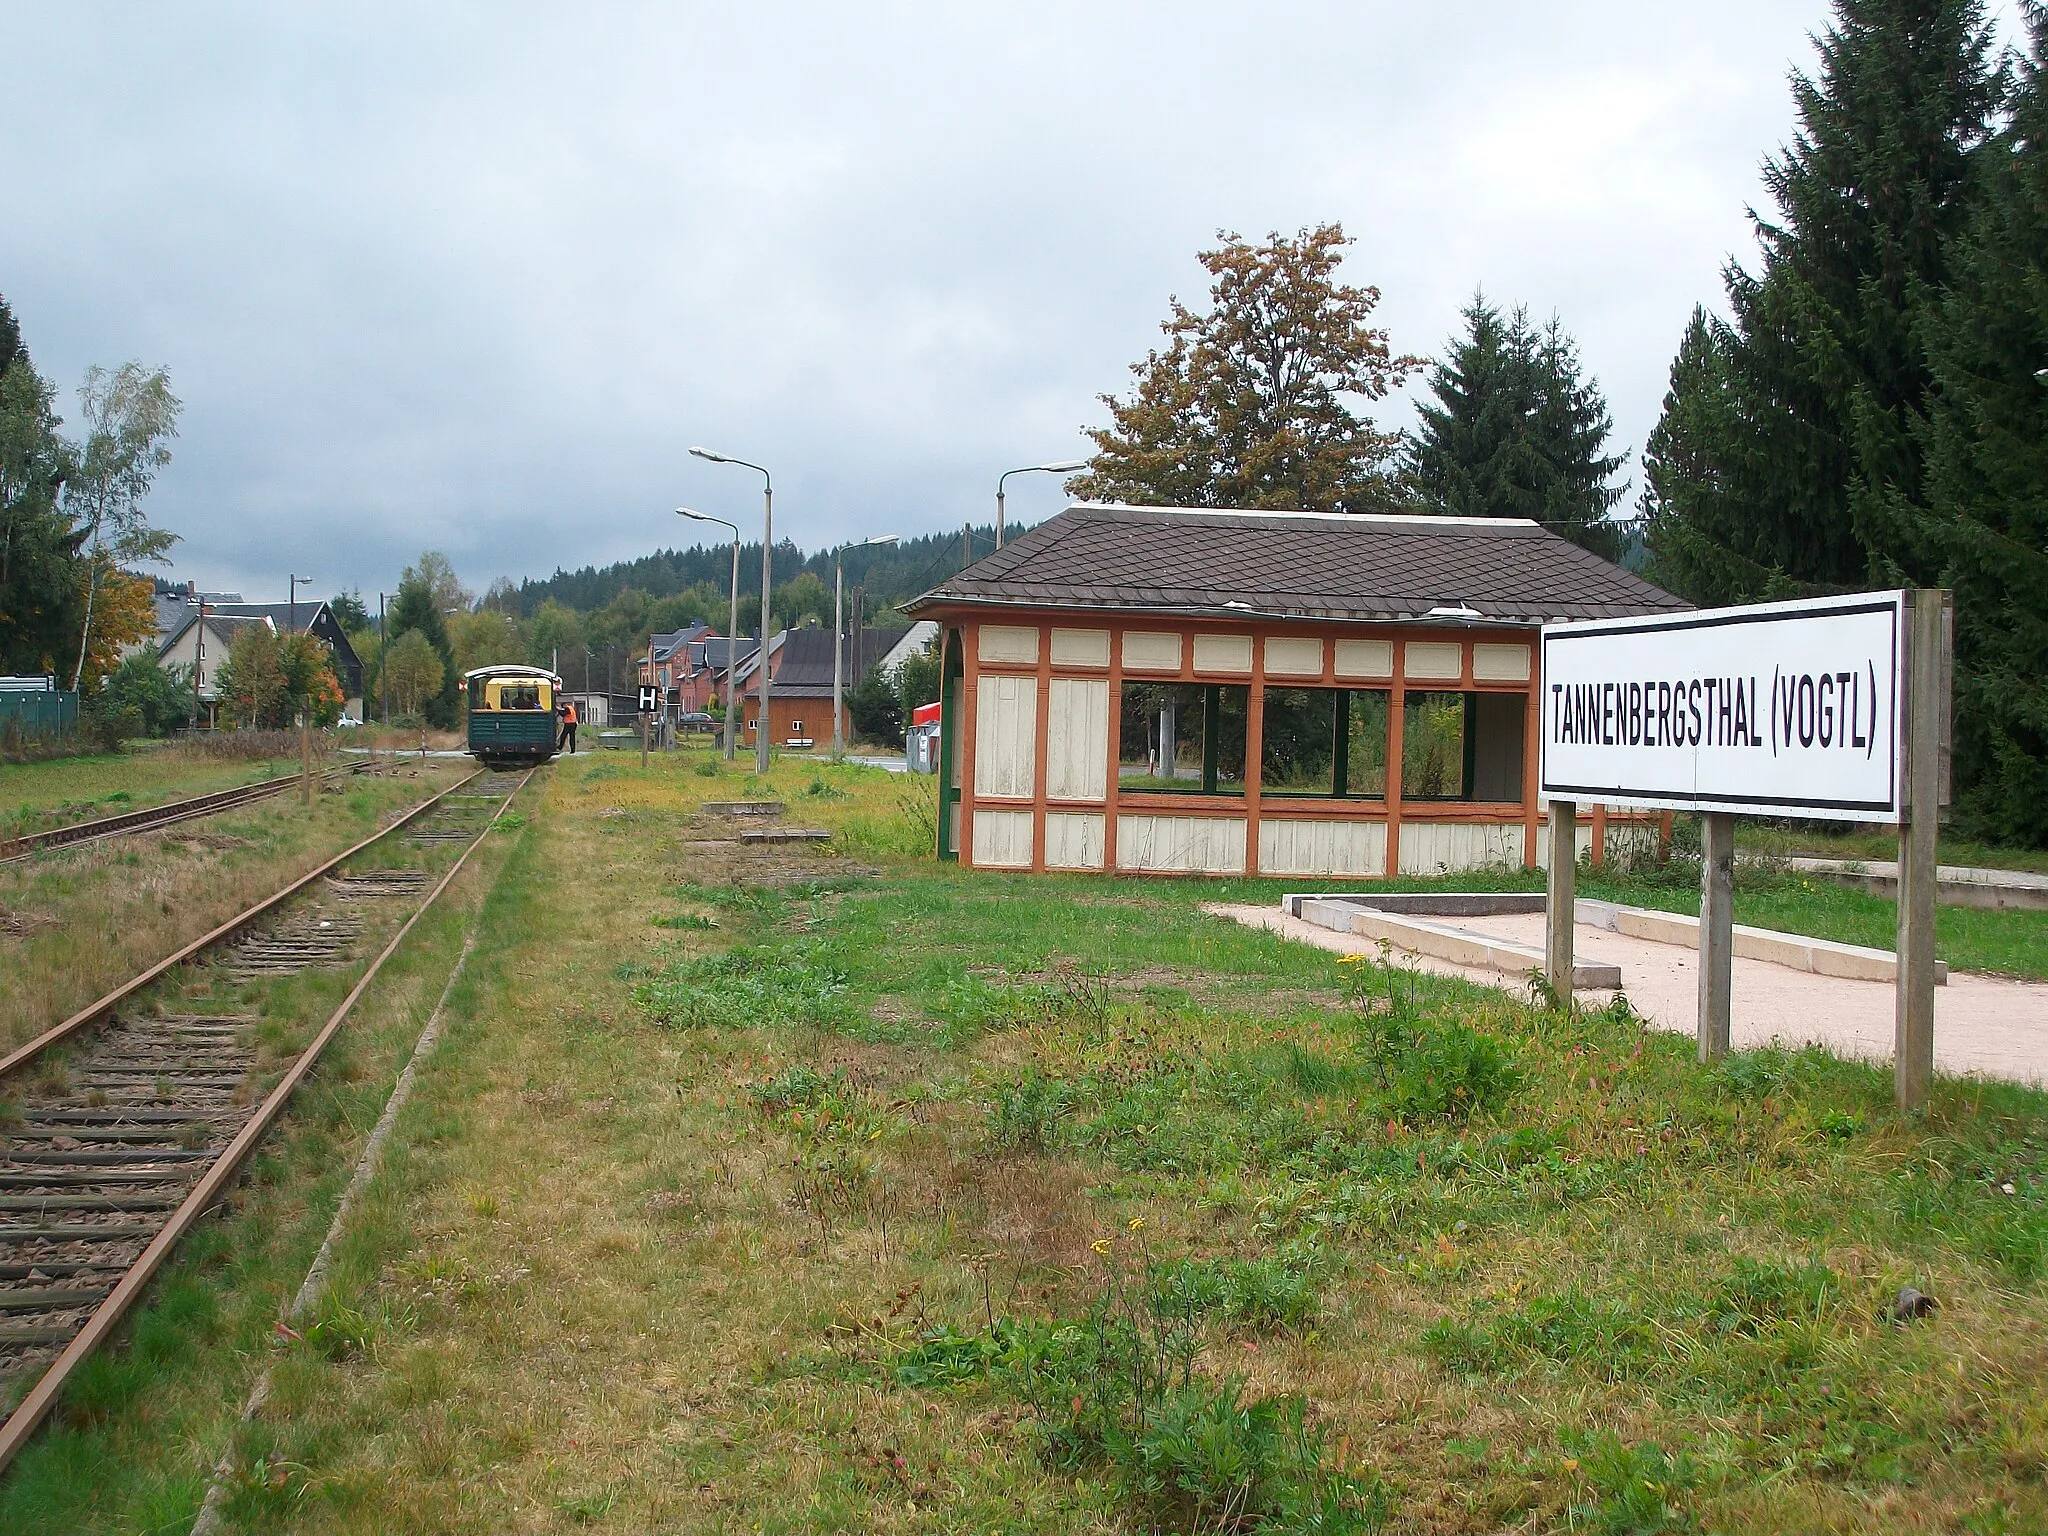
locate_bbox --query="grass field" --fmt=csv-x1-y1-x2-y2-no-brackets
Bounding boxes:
0,768,534,1535
0,761,468,1052
1734,820,2048,877
30,748,2019,1536
0,749,303,838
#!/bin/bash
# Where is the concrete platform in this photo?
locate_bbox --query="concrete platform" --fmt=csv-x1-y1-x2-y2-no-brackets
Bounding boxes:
1785,855,2048,912
1215,902,2048,1087
1293,896,1620,988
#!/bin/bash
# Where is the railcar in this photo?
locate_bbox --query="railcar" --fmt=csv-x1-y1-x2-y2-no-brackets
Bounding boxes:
464,664,564,768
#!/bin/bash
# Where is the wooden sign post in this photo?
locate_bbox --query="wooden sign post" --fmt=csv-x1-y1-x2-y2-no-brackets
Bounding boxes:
1895,589,1950,1109
1541,590,1948,1106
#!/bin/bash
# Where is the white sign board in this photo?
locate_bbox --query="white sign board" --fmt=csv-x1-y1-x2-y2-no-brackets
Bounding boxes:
637,685,659,714
1540,592,1903,823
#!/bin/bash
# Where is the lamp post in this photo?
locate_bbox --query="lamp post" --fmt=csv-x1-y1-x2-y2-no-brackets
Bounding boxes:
833,534,897,756
288,573,313,636
677,505,742,761
996,461,1087,549
690,447,774,774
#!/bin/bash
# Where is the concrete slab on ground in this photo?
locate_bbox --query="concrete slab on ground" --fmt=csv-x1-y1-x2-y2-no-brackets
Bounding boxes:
1211,902,2048,1087
1785,855,2048,912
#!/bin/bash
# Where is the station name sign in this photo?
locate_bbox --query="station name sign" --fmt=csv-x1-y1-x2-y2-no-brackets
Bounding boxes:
1539,592,1904,822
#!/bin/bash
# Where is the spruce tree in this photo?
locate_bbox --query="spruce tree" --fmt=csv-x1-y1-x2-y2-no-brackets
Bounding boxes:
1642,0,2003,597
1405,294,1626,559
1914,7,2048,843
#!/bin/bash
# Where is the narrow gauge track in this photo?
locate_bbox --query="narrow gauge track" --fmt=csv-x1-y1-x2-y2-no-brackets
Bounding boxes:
0,766,537,1474
0,758,389,866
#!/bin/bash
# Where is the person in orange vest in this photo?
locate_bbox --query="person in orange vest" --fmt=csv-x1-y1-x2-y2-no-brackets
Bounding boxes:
557,697,579,754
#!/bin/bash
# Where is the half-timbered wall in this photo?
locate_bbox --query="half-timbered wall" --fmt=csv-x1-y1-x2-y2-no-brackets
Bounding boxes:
943,610,1653,878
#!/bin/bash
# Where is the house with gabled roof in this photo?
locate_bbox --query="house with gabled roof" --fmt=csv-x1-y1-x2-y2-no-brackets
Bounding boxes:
902,502,1688,877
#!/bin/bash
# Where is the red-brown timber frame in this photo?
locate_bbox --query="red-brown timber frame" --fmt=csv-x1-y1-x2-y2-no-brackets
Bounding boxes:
932,607,1640,876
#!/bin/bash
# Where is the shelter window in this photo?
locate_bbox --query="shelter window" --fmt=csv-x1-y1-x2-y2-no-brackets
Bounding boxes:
1118,683,1247,795
1261,688,1388,798
1401,691,1525,802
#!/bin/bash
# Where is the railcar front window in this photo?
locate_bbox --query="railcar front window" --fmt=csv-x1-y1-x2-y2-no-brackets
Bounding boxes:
501,684,541,711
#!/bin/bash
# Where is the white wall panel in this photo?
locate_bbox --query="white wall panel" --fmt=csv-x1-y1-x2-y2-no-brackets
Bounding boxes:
1046,678,1109,801
1257,819,1388,876
1333,639,1393,680
1051,628,1110,667
978,625,1040,665
1398,820,1525,874
1263,637,1323,677
1115,815,1247,874
971,809,1035,867
1192,633,1252,674
1533,820,1595,869
1404,641,1464,681
1122,631,1183,672
1472,642,1531,682
1044,812,1106,869
973,673,1037,798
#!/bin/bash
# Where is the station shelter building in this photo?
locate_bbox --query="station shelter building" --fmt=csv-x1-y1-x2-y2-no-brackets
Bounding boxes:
903,503,1689,878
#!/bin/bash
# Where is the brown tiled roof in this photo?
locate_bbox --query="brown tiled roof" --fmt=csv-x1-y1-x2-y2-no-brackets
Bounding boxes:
905,503,1686,626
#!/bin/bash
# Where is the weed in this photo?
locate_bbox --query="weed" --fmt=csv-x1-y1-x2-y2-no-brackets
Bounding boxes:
693,758,720,777
650,911,716,930
1148,1253,1320,1330
634,942,853,1030
984,1070,1077,1154
1356,1011,1519,1125
1566,1434,1698,1535
803,774,847,800
914,1244,1388,1533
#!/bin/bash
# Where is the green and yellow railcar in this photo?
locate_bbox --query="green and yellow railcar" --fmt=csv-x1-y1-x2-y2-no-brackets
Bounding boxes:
465,665,564,768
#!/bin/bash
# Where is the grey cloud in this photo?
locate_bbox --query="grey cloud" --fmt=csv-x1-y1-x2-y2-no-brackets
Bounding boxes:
6,0,1973,601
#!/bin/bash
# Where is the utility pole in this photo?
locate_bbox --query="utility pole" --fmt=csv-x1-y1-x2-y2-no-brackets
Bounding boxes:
378,593,388,726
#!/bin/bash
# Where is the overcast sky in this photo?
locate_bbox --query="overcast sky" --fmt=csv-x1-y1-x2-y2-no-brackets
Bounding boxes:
2,3,2027,604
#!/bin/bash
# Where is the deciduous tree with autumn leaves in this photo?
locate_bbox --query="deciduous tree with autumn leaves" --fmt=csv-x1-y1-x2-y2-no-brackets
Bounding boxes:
1069,224,1420,516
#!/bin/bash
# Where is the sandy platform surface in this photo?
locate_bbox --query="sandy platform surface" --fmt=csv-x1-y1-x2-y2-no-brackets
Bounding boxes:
1208,903,2048,1087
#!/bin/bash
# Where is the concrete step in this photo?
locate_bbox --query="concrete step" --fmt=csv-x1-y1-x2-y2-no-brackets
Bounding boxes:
1294,897,1621,989
1575,899,1946,985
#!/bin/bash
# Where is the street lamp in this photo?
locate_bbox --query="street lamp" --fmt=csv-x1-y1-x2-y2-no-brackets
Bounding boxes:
691,447,775,774
677,505,743,760
832,534,897,756
288,573,314,635
996,460,1087,549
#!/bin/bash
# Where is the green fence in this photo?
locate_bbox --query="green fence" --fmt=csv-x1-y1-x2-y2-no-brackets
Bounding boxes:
0,689,79,738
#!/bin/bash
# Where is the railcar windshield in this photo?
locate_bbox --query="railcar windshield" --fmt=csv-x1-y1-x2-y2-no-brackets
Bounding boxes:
469,677,551,711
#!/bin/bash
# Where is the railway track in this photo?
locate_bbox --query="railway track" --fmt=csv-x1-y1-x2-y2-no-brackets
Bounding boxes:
0,764,536,1474
0,758,389,866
